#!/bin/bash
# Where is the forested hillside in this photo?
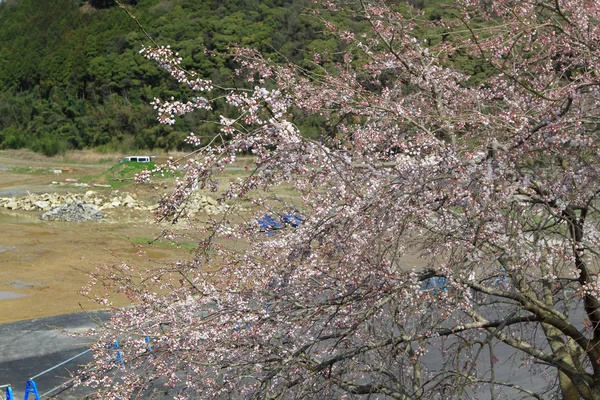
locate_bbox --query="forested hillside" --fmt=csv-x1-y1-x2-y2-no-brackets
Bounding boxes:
0,0,450,155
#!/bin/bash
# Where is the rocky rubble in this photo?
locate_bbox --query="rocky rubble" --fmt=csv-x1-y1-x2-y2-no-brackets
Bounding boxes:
0,191,230,219
40,201,103,221
186,193,230,215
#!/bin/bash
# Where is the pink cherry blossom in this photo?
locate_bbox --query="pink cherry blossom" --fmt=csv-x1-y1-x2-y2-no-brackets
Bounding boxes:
79,1,600,399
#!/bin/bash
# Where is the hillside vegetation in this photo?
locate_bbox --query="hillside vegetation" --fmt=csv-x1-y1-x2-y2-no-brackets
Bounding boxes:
0,0,453,155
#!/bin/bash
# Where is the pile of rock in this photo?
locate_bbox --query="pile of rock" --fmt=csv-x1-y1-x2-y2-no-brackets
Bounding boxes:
40,201,103,222
0,191,229,216
0,191,154,212
187,194,230,215
97,193,159,212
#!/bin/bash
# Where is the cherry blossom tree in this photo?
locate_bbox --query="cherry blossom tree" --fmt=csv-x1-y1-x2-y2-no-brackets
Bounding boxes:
80,0,600,398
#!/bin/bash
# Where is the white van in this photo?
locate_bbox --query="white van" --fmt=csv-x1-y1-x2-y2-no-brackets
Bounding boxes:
120,156,152,163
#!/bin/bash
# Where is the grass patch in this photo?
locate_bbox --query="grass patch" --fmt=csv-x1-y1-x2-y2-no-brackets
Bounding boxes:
82,161,158,189
109,161,157,179
75,158,182,190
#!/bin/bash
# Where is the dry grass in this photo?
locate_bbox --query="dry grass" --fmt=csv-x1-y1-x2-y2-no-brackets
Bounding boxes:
0,149,59,162
0,149,190,165
0,149,118,164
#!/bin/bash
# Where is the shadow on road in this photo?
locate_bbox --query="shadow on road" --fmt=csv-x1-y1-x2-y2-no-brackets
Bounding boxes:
0,310,110,399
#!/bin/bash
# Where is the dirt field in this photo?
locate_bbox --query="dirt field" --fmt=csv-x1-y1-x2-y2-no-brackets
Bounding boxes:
0,150,424,325
0,150,195,324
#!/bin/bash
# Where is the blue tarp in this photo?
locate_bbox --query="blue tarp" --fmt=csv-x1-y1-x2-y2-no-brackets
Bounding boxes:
281,214,305,227
257,215,284,231
256,213,305,234
423,276,447,293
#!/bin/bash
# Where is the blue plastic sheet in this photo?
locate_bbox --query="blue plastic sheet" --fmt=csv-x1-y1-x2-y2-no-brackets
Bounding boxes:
257,214,284,231
281,214,305,227
256,213,305,235
423,276,447,293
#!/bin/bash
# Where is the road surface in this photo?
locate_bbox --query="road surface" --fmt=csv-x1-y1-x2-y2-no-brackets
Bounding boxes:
0,302,572,399
0,311,109,399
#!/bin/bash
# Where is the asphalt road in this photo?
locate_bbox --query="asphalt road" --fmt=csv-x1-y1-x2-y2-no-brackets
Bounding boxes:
0,311,109,399
0,303,571,399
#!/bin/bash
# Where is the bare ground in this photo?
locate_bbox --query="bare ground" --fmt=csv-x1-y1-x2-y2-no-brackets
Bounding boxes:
0,150,426,324
0,150,193,324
